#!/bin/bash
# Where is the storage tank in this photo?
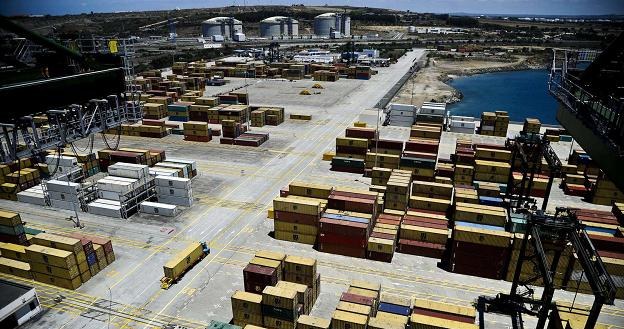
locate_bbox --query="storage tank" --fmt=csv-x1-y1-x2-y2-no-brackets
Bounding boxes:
201,17,243,39
408,26,417,33
340,15,351,36
260,16,299,38
314,13,337,36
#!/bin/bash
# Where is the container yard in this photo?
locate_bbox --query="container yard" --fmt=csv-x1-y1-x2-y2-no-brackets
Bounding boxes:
0,10,623,328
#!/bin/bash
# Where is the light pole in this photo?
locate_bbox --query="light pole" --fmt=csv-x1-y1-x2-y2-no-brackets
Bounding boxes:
107,286,112,329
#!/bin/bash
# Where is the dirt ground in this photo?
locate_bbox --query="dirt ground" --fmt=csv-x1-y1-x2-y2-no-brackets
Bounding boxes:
391,55,532,106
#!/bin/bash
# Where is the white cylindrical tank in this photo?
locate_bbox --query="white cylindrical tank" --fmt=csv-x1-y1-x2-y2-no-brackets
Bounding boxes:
260,16,299,38
314,13,337,36
201,17,243,39
408,26,416,33
340,15,351,36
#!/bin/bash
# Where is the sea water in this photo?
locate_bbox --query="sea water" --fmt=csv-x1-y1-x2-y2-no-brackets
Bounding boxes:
447,69,559,124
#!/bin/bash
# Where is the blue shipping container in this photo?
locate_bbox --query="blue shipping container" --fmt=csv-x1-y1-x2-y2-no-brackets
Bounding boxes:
479,196,504,207
378,302,411,316
585,226,616,235
87,252,97,266
323,213,369,224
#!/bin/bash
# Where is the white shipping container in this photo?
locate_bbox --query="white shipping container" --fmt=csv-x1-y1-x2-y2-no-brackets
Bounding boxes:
450,115,475,122
156,186,192,198
108,163,149,179
48,191,80,202
97,190,128,201
389,103,416,112
93,198,121,206
449,126,476,134
17,191,47,206
50,199,79,210
97,179,134,194
46,180,81,194
155,176,191,189
88,201,122,218
158,195,193,207
154,163,189,178
450,120,476,129
149,168,178,177
164,158,197,171
139,201,179,217
481,125,495,131
46,155,77,167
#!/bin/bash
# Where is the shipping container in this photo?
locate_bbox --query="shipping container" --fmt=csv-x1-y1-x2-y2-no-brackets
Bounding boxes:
163,242,205,280
331,310,367,329
0,257,31,279
26,244,77,268
296,315,330,329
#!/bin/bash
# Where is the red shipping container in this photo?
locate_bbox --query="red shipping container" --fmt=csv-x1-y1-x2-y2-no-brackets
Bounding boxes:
332,191,377,201
452,241,510,259
328,195,375,214
378,213,402,221
372,139,404,150
411,308,475,324
367,250,393,263
243,263,278,294
142,119,166,126
473,142,507,150
401,220,448,230
340,292,376,307
280,187,289,197
405,141,439,154
318,231,367,248
274,211,318,226
377,218,402,226
598,250,624,259
335,145,368,155
403,151,438,160
403,215,448,226
588,235,624,253
370,232,396,240
345,127,377,140
397,239,445,258
319,243,365,258
59,233,94,255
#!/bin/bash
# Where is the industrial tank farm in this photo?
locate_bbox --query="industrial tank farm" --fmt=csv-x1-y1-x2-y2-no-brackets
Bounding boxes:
314,13,351,37
260,16,299,38
201,16,243,39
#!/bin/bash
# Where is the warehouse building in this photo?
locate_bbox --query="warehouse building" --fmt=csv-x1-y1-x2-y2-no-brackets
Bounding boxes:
260,16,299,38
0,280,42,328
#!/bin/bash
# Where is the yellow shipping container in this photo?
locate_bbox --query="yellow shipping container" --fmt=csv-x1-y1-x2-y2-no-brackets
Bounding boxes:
454,206,507,227
263,316,296,329
275,231,316,245
80,269,91,283
289,181,333,199
273,197,321,216
276,281,311,313
453,226,512,248
346,287,378,299
249,257,281,271
284,255,316,277
0,257,31,279
475,147,511,161
367,237,395,254
366,153,400,164
336,137,368,149
400,225,448,244
232,290,262,316
410,314,478,329
331,310,367,329
163,242,205,280
376,311,408,325
372,227,397,236
0,210,21,226
350,280,381,292
376,223,399,230
474,160,511,175
26,245,76,268
409,196,451,212
0,242,27,261
412,181,453,197
406,211,448,221
243,326,267,329
380,293,411,307
336,301,371,317
32,233,86,264
32,271,82,290
412,299,476,318
274,221,318,236
262,286,298,310
296,314,331,329
30,261,79,279
368,317,405,329
255,250,286,264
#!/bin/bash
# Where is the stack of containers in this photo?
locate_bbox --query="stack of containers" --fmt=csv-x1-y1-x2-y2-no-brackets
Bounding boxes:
296,315,330,329
62,234,95,282
333,137,368,173
590,171,624,206
370,167,392,191
383,169,412,211
454,137,475,166
562,173,588,197
262,286,299,329
183,121,211,142
47,179,82,211
416,102,446,124
398,210,449,259
221,119,243,141
523,118,541,135
454,164,474,186
142,103,167,119
474,146,511,185
371,139,403,157
613,203,624,224
506,233,573,287
331,310,367,329
410,299,478,329
159,158,197,178
251,110,267,127
479,111,509,137
0,242,31,279
365,153,400,171
26,244,81,289
45,154,80,177
335,298,372,321
156,175,193,207
32,233,92,284
385,104,415,127
451,222,512,279
66,233,115,269
264,108,285,126
233,132,270,147
273,197,322,245
376,293,412,327
409,180,453,216
243,257,280,294
231,290,263,327
17,183,47,206
0,210,27,245
453,186,479,204
320,190,378,258
454,202,507,228
448,116,477,134
367,216,398,262
277,281,313,315
284,255,320,306
167,102,192,122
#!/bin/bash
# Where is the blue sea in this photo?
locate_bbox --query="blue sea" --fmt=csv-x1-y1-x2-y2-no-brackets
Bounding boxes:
447,69,559,125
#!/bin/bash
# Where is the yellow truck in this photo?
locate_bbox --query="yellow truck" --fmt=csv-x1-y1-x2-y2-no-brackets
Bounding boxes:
160,242,209,289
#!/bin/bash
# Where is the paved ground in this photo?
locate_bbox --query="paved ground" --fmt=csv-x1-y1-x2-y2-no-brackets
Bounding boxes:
1,48,623,329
